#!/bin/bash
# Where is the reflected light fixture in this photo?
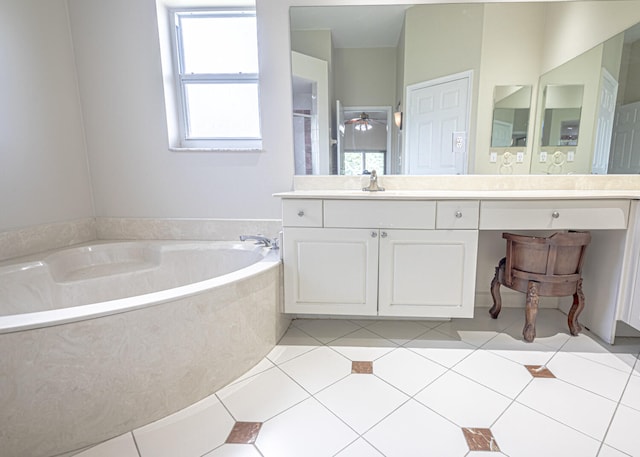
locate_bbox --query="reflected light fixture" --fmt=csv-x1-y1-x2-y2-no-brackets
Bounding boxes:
394,102,403,130
354,122,372,131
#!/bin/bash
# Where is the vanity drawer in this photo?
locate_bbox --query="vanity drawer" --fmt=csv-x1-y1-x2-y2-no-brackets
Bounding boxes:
324,200,436,229
480,200,630,230
282,199,323,227
436,201,480,229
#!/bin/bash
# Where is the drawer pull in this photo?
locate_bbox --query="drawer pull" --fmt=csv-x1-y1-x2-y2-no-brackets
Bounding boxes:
297,210,305,217
552,211,560,219
381,231,388,238
455,211,463,219
371,231,378,238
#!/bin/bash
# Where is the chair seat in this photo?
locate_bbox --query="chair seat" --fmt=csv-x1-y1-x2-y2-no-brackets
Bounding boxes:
489,231,591,342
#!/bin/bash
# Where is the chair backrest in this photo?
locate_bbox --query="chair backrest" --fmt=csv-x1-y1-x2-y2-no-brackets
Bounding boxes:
502,231,591,287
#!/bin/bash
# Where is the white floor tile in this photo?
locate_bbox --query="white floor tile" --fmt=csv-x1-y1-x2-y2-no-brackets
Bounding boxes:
414,370,512,428
292,319,362,343
230,358,276,385
216,367,309,422
493,402,600,457
547,352,630,401
597,444,632,457
604,404,640,456
315,373,408,434
74,433,138,457
365,320,430,344
467,452,508,457
561,333,640,374
279,346,351,394
329,328,398,361
404,329,477,368
482,332,557,365
452,349,533,398
255,398,358,457
517,378,617,440
374,348,447,396
267,326,322,365
203,444,263,457
334,438,385,456
430,320,501,347
364,399,469,457
134,395,234,457
620,373,640,411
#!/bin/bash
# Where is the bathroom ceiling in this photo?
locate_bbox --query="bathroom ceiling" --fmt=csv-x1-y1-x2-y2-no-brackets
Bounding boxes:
289,5,410,48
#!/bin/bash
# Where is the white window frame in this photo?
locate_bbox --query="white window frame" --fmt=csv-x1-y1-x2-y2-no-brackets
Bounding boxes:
170,7,262,150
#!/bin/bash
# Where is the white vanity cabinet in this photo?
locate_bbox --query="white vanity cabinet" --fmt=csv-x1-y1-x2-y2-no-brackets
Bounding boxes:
281,198,479,318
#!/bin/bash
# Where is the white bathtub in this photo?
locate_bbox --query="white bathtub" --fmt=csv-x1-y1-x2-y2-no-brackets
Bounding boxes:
0,240,278,333
0,240,289,457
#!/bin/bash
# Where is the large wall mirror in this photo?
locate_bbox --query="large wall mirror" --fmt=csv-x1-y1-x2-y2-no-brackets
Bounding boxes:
289,1,640,176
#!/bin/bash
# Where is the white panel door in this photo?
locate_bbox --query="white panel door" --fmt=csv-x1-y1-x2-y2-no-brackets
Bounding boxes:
405,72,471,175
592,68,618,174
283,228,379,316
378,229,478,318
608,101,640,174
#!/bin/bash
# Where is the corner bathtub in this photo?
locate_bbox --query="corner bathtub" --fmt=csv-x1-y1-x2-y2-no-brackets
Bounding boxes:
0,241,287,457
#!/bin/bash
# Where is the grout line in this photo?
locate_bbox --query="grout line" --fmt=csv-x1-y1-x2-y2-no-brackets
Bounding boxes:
130,431,142,457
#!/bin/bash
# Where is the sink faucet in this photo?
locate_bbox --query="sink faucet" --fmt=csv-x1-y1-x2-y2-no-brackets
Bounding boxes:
239,235,279,249
362,170,385,192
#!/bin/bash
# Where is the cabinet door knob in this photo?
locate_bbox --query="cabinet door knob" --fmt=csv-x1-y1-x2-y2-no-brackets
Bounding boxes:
552,211,560,219
297,210,305,217
381,231,388,238
455,211,463,218
371,231,378,238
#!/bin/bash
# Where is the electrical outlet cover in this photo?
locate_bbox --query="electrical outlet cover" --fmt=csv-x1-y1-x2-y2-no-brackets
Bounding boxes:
540,151,547,163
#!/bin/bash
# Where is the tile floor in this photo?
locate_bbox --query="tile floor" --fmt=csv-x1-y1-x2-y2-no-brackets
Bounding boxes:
76,308,640,457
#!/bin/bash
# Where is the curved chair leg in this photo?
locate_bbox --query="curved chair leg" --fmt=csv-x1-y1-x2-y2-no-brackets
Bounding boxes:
568,278,585,336
523,281,539,342
489,263,503,319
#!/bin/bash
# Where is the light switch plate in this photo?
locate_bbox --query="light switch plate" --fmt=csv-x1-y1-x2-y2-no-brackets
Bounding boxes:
567,150,575,162
540,151,547,163
516,152,524,163
490,152,497,163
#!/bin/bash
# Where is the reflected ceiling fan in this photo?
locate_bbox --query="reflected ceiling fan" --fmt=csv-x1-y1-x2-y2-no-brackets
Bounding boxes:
344,112,384,131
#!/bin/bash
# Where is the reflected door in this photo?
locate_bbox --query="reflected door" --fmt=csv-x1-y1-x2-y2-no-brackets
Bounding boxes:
609,101,640,174
404,72,471,175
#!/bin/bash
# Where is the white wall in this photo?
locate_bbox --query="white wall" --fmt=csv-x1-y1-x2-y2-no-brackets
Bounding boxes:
0,0,93,231
67,0,293,220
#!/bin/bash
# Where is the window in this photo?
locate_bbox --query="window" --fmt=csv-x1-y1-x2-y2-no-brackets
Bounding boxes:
171,8,261,149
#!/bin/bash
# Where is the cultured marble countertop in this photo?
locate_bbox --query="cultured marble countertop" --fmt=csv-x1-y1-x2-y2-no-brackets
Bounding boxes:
275,175,640,200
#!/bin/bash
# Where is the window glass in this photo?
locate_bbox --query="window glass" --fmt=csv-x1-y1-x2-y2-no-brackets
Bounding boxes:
185,83,260,138
179,13,258,75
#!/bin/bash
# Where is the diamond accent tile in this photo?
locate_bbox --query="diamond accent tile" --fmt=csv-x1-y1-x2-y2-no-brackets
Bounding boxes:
525,365,555,378
462,427,501,452
226,422,262,444
352,361,373,374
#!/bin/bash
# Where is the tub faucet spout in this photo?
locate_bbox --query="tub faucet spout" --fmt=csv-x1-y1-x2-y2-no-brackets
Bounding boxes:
362,169,385,192
239,235,278,249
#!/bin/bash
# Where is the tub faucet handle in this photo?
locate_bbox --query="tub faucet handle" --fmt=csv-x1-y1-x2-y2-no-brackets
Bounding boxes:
239,235,278,249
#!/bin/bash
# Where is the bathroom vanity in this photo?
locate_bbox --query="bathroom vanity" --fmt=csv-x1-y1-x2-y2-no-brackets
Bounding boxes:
277,175,640,344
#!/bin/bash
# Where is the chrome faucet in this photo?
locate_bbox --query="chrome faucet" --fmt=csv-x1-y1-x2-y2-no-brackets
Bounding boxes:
239,235,279,249
362,170,385,192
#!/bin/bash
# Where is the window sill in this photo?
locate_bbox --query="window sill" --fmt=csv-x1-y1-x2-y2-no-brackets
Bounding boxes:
169,147,264,153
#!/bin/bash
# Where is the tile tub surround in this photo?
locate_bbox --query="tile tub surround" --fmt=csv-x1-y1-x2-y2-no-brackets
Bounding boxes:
0,218,96,262
0,218,282,263
0,264,290,457
75,308,640,457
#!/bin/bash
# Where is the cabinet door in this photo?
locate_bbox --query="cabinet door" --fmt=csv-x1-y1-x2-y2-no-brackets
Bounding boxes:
283,228,379,316
378,229,478,318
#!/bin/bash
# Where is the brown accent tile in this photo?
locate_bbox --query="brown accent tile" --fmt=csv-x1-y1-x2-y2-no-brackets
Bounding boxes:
525,365,556,378
462,427,501,452
352,361,373,374
226,421,262,444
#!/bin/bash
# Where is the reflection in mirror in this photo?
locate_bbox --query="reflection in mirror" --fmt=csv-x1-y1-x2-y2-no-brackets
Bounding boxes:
491,85,532,147
340,107,391,175
289,2,640,176
540,85,584,147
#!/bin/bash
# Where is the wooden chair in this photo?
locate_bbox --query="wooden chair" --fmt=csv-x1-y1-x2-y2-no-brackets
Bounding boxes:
489,231,591,342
